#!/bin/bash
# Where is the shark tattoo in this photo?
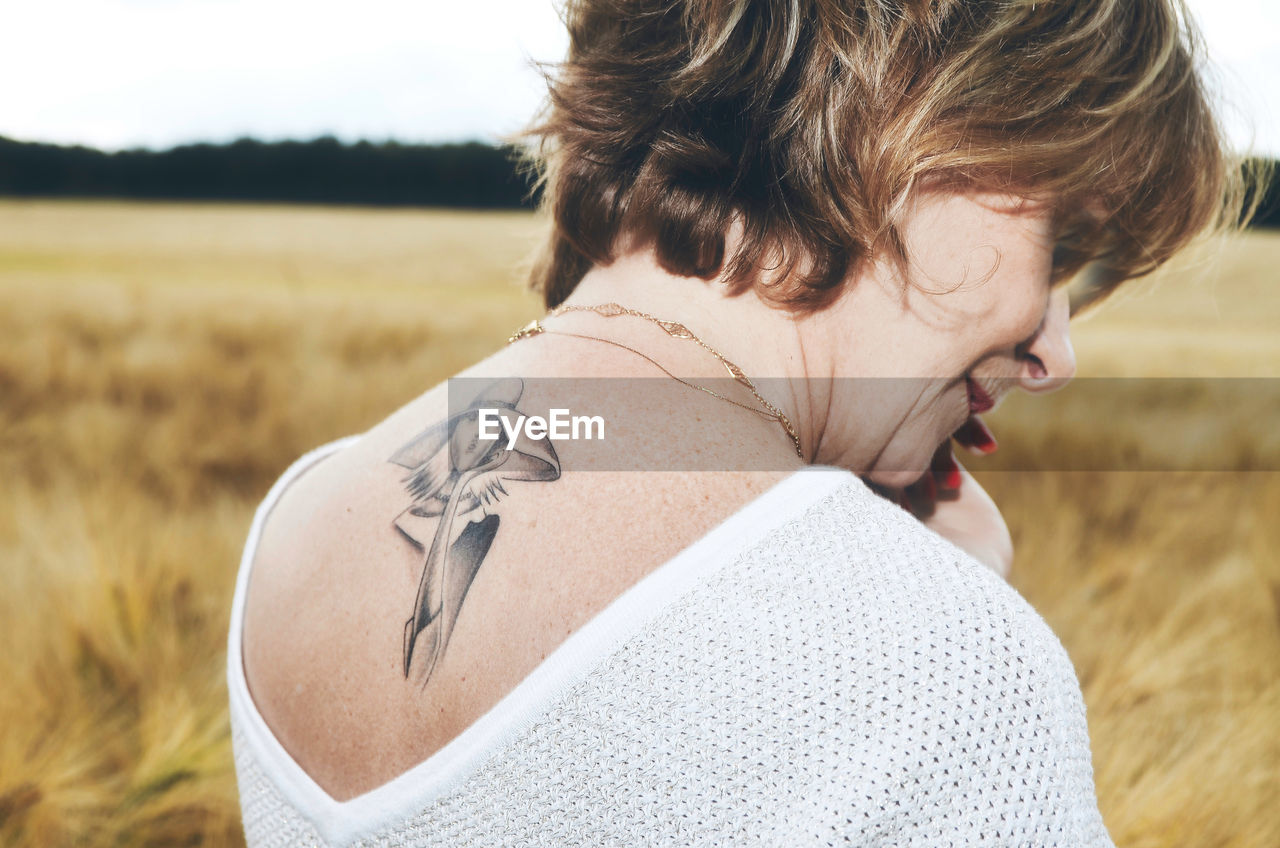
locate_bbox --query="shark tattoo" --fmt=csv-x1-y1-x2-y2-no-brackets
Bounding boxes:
387,378,561,689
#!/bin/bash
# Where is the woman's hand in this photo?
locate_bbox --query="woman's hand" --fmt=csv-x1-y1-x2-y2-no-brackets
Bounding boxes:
919,444,1013,580
865,416,1013,580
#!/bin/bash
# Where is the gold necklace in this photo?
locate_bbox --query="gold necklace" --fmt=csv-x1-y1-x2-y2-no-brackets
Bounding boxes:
507,302,804,459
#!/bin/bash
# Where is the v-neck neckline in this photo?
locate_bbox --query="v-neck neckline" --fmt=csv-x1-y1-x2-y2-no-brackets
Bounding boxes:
227,433,861,844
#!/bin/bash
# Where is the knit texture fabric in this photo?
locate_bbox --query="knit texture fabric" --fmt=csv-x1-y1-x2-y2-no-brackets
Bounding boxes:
229,440,1114,847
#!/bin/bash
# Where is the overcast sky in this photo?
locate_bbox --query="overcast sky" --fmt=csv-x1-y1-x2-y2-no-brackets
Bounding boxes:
3,0,1277,157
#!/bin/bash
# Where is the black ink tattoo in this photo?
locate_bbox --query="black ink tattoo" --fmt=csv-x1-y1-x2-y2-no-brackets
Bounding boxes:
387,378,560,688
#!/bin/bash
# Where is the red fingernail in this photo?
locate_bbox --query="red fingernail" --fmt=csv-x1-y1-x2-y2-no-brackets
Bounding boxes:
961,417,998,455
936,450,962,489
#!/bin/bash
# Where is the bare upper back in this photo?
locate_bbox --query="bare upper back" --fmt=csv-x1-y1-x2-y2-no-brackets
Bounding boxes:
240,380,789,801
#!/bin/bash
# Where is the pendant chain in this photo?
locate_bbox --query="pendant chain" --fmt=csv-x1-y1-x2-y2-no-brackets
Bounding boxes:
507,302,804,459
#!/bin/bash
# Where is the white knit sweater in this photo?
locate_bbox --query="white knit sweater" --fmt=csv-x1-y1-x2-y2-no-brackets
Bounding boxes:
228,435,1115,847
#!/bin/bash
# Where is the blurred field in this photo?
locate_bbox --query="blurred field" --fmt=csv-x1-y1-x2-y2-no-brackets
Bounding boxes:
0,199,1277,847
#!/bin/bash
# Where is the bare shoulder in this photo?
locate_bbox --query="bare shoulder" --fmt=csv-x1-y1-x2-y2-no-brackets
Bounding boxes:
240,376,786,801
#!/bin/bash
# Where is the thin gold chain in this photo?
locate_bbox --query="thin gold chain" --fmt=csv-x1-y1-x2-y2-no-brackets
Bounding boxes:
506,302,804,458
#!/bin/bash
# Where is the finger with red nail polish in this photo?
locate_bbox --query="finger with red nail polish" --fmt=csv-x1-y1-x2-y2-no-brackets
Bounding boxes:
941,452,963,490
954,415,998,455
904,471,937,519
930,441,962,491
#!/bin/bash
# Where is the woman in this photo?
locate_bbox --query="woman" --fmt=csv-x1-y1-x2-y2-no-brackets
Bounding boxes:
228,0,1248,844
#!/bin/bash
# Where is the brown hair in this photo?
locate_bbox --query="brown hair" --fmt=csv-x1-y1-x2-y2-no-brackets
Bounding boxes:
516,0,1259,313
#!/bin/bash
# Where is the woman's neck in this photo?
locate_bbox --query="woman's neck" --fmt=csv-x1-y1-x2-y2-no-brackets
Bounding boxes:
559,248,834,462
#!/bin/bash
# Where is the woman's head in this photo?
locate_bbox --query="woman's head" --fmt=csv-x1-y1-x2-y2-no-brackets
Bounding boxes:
520,0,1251,314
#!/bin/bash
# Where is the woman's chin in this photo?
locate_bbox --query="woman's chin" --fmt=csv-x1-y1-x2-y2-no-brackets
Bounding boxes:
865,466,929,489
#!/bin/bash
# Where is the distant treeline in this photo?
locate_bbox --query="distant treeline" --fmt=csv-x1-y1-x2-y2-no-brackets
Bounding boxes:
0,134,1277,227
0,135,538,209
1243,162,1280,228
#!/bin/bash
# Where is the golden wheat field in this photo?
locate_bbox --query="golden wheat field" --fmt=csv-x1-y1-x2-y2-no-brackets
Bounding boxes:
0,198,1277,847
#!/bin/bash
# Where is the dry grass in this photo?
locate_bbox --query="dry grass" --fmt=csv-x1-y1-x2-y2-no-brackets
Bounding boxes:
0,199,1276,847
